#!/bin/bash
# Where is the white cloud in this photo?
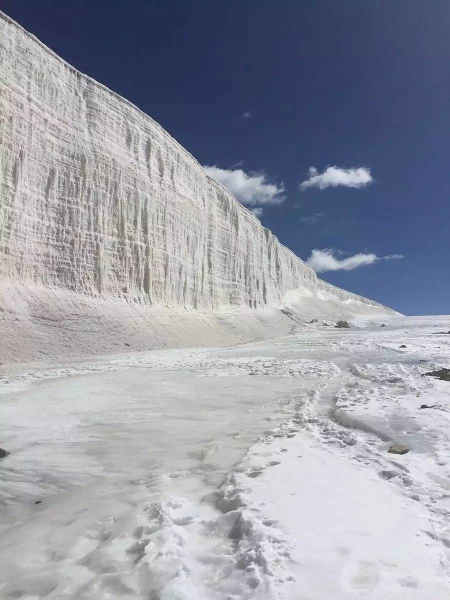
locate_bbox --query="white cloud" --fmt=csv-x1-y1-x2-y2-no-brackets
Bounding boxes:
300,166,373,190
305,249,403,273
230,160,245,168
299,212,324,225
242,111,252,119
251,207,263,217
384,253,405,260
204,165,285,206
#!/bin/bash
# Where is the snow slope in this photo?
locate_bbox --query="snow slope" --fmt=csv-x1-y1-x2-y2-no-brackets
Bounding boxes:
0,10,395,362
0,316,449,598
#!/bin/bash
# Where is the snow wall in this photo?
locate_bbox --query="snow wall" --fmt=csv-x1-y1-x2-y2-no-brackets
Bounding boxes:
0,11,396,362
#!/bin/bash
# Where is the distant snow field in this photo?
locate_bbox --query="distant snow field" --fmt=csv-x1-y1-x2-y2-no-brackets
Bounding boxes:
0,315,449,599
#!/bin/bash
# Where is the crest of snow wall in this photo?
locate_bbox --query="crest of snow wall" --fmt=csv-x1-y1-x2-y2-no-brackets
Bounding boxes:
0,12,384,313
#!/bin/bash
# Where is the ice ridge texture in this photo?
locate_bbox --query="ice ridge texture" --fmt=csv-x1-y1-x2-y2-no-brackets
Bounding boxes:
0,11,385,313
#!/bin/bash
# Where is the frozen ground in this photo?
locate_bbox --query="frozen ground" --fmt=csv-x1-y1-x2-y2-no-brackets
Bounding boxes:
0,315,449,599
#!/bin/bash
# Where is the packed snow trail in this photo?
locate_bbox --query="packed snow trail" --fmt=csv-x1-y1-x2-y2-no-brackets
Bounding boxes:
0,316,449,598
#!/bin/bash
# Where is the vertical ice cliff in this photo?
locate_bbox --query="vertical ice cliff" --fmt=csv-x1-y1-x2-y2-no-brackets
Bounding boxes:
0,9,391,339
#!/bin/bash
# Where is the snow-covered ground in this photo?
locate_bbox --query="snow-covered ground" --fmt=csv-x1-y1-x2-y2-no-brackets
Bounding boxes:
0,315,449,599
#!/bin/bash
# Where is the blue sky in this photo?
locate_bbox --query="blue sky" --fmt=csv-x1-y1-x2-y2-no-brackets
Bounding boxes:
4,0,450,314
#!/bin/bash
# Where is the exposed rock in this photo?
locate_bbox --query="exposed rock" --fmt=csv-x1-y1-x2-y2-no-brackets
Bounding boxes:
379,470,398,480
335,320,350,329
247,470,263,478
342,437,357,446
388,444,410,455
423,368,450,381
0,448,10,459
399,345,407,348
419,404,438,409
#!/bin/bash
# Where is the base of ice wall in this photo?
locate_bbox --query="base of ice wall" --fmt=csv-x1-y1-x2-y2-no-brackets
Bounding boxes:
0,282,396,364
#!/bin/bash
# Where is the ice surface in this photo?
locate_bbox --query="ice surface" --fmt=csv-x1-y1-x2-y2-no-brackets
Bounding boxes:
1,11,446,599
0,10,396,362
0,316,449,598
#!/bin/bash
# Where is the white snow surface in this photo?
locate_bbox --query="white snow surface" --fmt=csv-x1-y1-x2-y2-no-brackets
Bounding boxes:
0,11,446,599
0,9,395,364
1,315,449,599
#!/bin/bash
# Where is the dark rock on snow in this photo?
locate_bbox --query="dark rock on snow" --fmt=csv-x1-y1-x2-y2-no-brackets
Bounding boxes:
379,470,398,480
423,368,450,381
388,444,410,455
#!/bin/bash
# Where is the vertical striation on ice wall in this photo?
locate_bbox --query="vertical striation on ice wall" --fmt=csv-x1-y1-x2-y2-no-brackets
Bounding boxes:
0,11,386,315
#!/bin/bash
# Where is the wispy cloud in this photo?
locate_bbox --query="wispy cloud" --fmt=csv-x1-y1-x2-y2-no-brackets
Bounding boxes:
241,111,252,119
299,212,324,225
204,165,285,206
230,160,245,169
251,207,263,217
305,249,403,273
300,166,373,190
